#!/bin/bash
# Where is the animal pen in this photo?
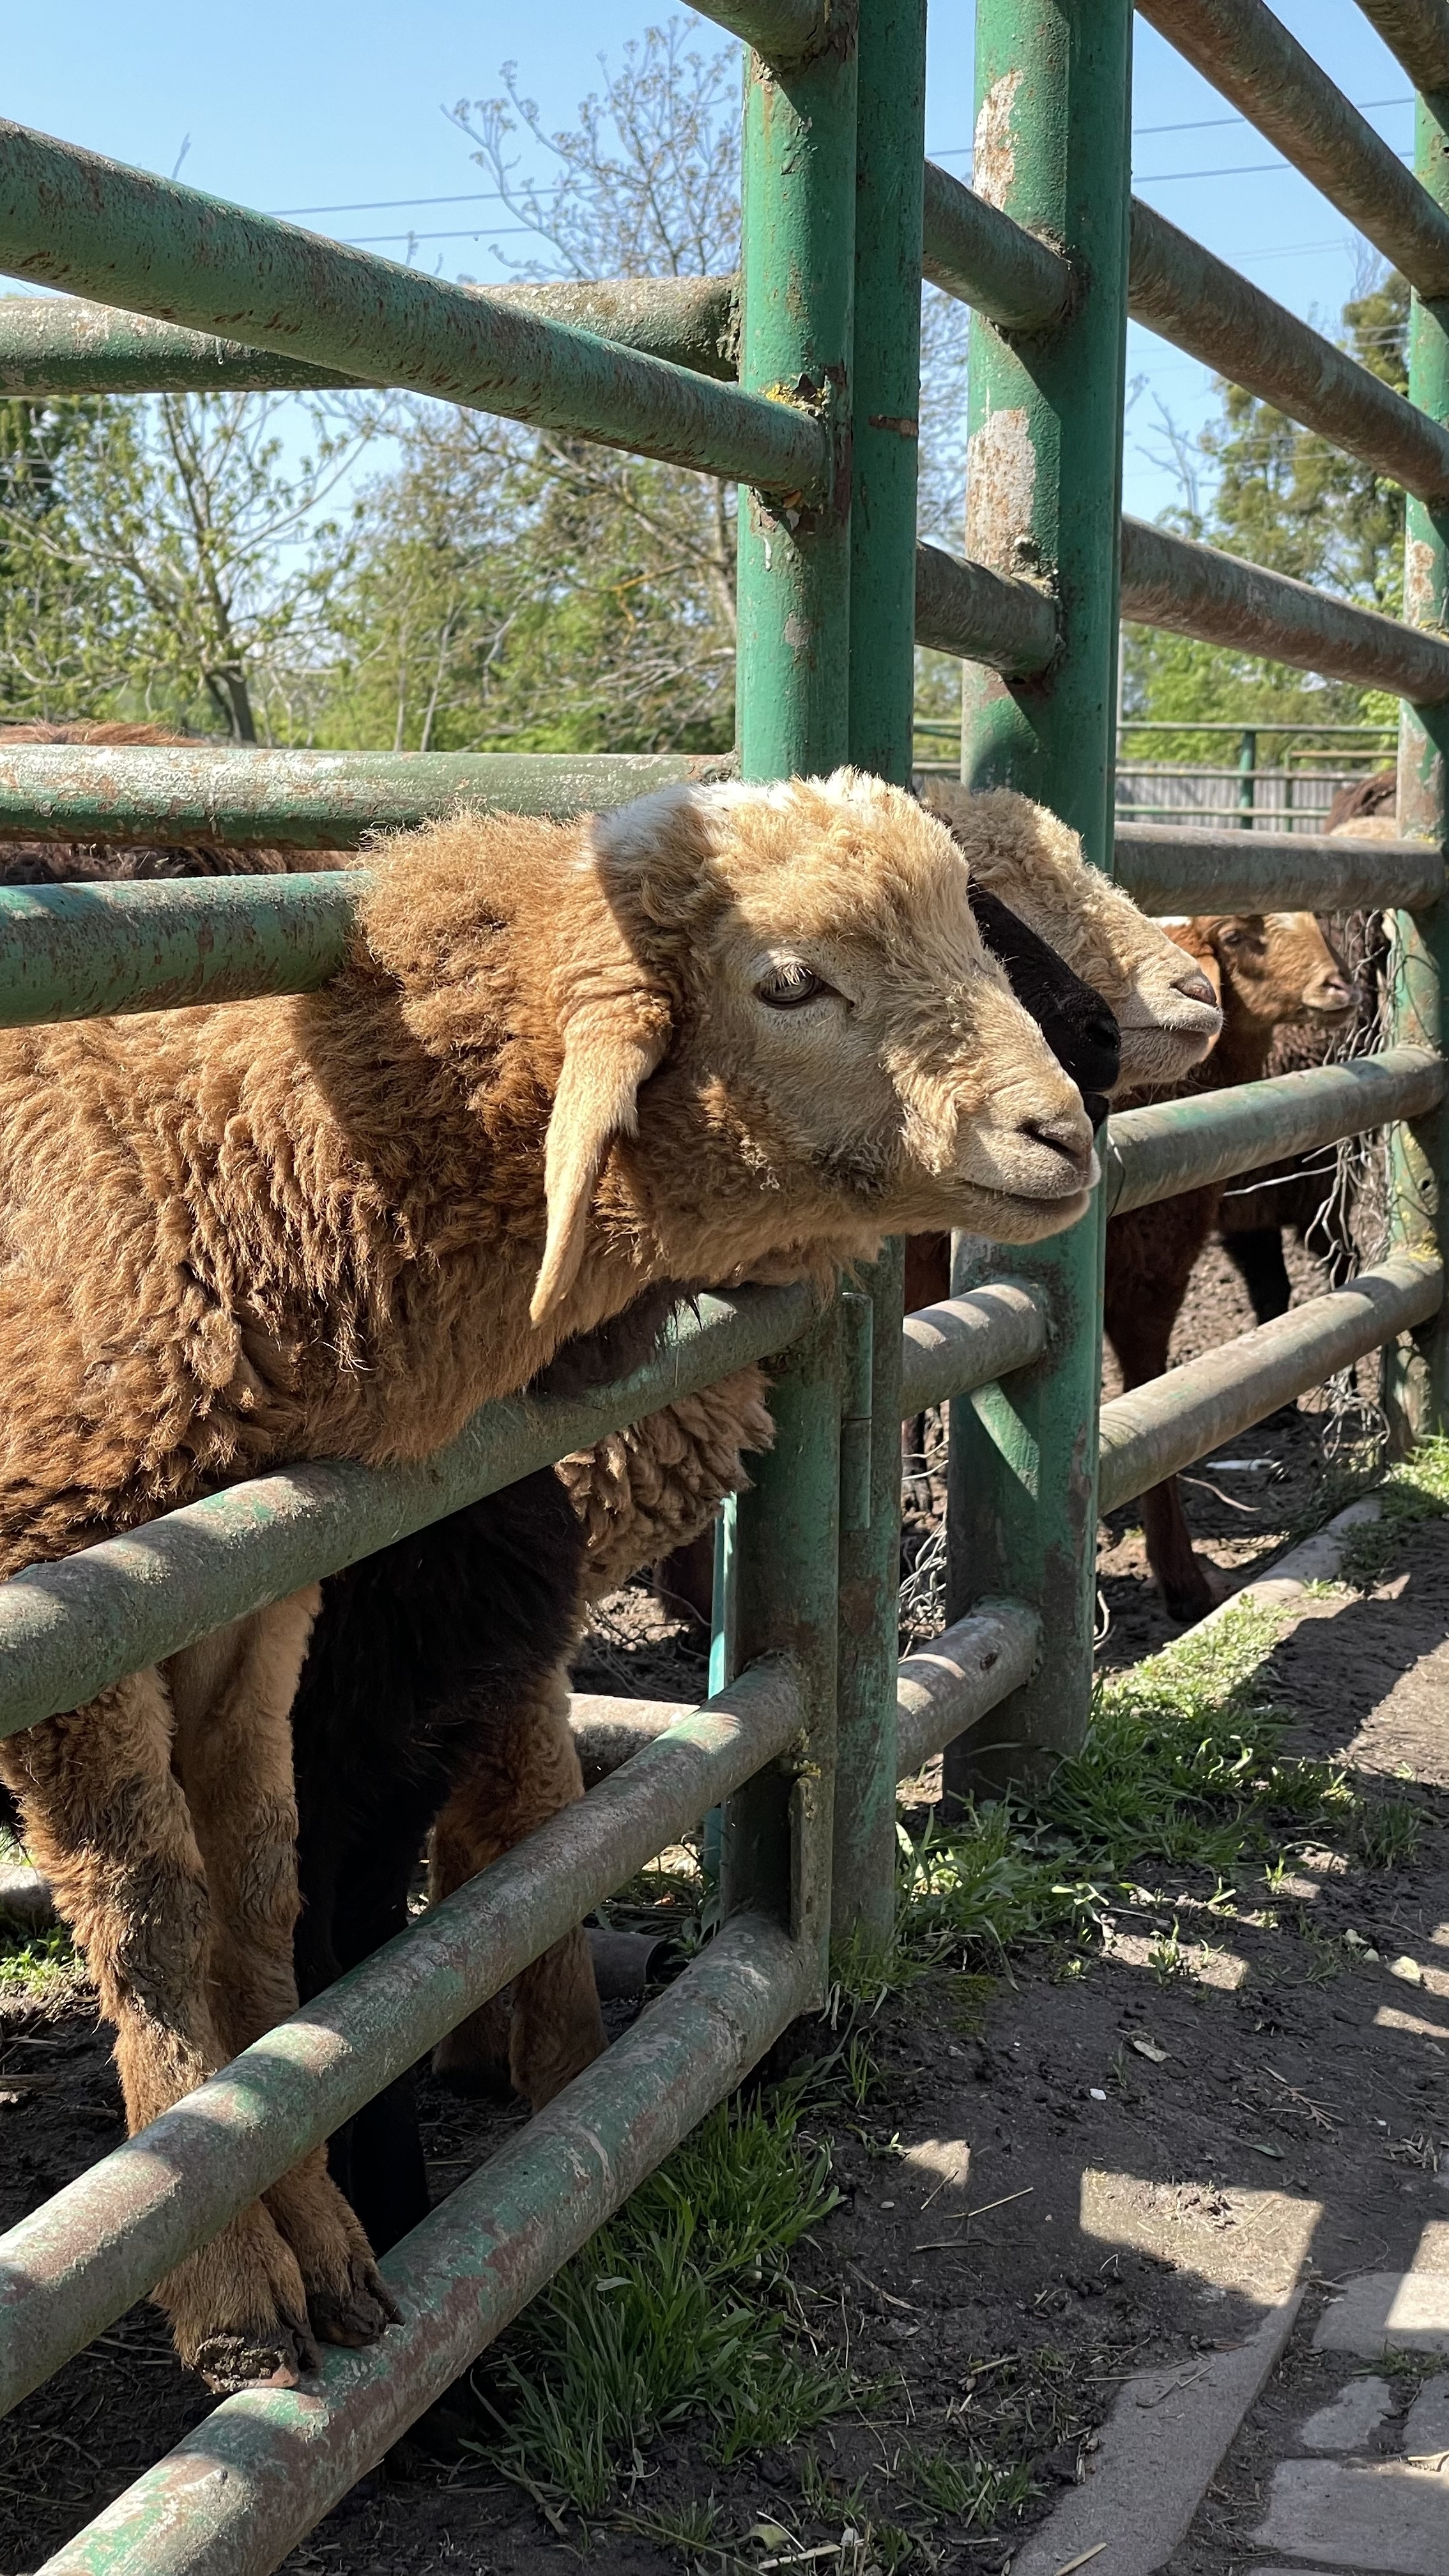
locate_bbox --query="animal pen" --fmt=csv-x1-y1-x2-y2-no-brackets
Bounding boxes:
0,0,1445,2563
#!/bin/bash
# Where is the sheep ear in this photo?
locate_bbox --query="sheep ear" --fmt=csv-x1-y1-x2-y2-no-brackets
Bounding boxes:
530,1009,669,1329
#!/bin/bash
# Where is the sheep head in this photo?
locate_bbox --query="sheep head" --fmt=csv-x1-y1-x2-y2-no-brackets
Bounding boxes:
1179,913,1354,1038
919,781,1222,1087
532,770,1099,1320
360,775,1098,1335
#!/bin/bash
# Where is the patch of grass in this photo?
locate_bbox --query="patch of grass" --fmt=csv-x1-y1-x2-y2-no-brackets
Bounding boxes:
1338,1434,1449,1590
898,1598,1411,1970
901,2444,1036,2525
473,2084,849,2513
0,1922,83,2005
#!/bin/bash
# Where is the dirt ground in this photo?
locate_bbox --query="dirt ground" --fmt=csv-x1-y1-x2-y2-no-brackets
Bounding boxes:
2,1241,1444,2575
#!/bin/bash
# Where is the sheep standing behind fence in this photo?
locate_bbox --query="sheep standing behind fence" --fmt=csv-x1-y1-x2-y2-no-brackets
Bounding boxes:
0,770,1101,2393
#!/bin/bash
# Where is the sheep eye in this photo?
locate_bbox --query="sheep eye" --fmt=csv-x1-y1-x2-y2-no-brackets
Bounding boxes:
756,962,830,1008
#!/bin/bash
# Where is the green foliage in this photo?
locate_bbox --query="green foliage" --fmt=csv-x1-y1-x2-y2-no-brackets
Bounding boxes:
0,1921,82,2004
475,2085,847,2511
1337,1432,1449,1591
1123,271,1411,751
0,367,364,739
898,1595,1415,1968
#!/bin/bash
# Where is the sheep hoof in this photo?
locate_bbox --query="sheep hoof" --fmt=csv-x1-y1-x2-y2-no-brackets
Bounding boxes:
191,2314,318,2395
307,2257,402,2350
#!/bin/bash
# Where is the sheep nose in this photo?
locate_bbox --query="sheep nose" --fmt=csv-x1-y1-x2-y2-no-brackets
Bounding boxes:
1022,1110,1091,1165
1310,973,1354,1013
1171,965,1217,1009
1078,1005,1122,1089
1082,1091,1110,1134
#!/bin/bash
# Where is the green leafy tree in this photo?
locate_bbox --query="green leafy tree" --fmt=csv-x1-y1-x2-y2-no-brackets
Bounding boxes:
0,372,369,739
1121,271,1409,763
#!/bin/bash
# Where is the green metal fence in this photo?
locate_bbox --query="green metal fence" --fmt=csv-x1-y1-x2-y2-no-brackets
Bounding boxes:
0,3,1446,2564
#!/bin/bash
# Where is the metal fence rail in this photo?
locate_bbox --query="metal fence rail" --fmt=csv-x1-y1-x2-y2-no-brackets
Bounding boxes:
1,6,1448,2570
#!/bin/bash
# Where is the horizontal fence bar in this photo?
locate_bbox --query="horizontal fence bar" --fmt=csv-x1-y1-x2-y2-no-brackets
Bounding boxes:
900,1282,1050,1414
1135,0,1449,302
0,1284,814,1741
0,744,730,850
0,280,739,394
1098,1252,1443,1514
920,159,1072,330
1112,819,1446,914
0,1666,803,2424
567,1601,1044,1789
1101,1047,1447,1217
914,539,1059,674
1128,198,1449,504
894,1600,1043,1775
1355,0,1449,93
693,0,831,56
1119,517,1449,704
31,1912,813,2576
0,874,358,1025
0,124,827,497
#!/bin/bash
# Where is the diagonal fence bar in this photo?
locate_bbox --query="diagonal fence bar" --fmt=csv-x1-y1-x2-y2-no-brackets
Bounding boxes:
1119,515,1449,702
1136,0,1449,300
0,1284,813,1740
1356,0,1449,92
1113,820,1446,915
29,1913,816,2576
1127,197,1449,502
1101,1048,1448,1215
0,1669,803,2425
1098,1254,1444,1513
0,122,827,496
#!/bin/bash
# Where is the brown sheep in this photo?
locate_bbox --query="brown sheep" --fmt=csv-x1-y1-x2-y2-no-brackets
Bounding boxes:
1103,912,1354,1621
0,769,1094,2390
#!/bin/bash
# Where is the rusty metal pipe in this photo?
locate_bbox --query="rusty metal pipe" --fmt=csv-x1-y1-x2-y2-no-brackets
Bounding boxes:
1120,516,1449,703
0,278,739,393
899,1281,1050,1416
1113,820,1446,915
1128,198,1449,502
894,1602,1043,1777
1098,1254,1444,1514
30,1913,814,2576
0,1662,801,2425
1101,1049,1447,1216
1135,0,1449,301
0,122,825,498
1355,0,1449,92
914,540,1059,674
921,159,1072,330
0,744,733,850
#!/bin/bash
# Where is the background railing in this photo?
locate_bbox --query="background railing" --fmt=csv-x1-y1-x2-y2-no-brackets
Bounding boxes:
0,3,1445,2568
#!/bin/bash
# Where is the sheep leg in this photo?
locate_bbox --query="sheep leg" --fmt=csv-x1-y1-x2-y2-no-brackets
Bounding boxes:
1103,1278,1220,1625
0,1670,319,2393
1221,1225,1292,1326
428,1660,604,2110
167,1598,399,2357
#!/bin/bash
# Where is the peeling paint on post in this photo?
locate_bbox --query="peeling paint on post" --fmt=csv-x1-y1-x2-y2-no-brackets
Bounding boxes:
1390,75,1449,1443
948,0,1132,1790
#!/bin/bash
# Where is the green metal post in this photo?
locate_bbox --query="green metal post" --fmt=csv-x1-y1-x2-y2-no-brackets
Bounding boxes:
1238,724,1257,829
1390,77,1449,1444
946,0,1133,1791
723,20,855,1985
733,25,856,778
831,0,926,1956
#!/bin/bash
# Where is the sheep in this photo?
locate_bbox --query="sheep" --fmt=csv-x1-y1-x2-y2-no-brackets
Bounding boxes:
0,768,1097,2392
918,780,1223,1085
1216,799,1397,1326
1102,911,1354,1622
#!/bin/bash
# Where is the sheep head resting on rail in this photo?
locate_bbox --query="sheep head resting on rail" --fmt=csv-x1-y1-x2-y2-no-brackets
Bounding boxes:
919,779,1223,1085
0,767,1094,1528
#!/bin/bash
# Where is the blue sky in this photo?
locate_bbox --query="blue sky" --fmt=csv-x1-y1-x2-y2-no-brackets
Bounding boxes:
2,1,1416,525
